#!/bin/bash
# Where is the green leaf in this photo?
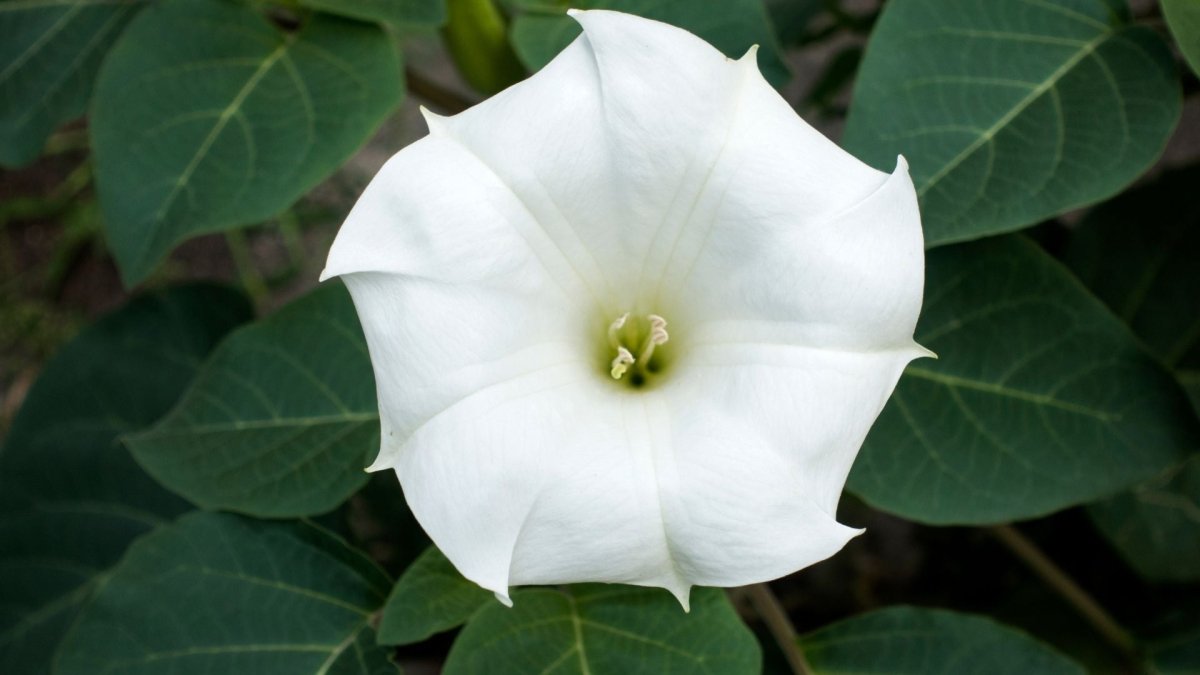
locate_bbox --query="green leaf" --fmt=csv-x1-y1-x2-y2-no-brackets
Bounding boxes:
91,0,403,285
0,0,140,167
1063,166,1200,582
297,0,447,27
1151,627,1200,675
800,606,1085,674
843,0,1180,247
378,546,493,646
1087,456,1200,582
765,0,821,46
1163,0,1200,77
509,0,791,87
128,282,377,517
847,236,1200,524
1064,165,1200,411
445,585,760,674
0,284,252,675
55,512,396,675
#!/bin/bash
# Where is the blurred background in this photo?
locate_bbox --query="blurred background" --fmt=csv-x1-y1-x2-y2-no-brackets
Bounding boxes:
3,1,1199,672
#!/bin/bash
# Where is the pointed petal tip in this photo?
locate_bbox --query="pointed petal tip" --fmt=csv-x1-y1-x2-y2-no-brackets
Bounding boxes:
740,44,760,62
895,154,910,173
566,7,584,18
420,105,449,133
494,590,514,608
913,342,937,360
669,585,692,612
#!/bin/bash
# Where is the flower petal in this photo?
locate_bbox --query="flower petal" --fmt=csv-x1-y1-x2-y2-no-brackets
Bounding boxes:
673,159,927,354
656,346,916,587
423,9,884,308
323,136,598,470
390,377,694,606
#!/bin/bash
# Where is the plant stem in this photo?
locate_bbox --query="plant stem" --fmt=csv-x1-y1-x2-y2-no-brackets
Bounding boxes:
405,68,476,115
744,583,813,675
224,230,268,308
990,524,1138,662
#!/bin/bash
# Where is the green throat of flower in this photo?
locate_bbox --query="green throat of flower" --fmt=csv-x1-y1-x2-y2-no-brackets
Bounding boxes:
604,312,671,389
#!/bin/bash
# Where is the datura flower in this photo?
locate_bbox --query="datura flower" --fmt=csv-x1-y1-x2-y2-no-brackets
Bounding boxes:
322,10,927,609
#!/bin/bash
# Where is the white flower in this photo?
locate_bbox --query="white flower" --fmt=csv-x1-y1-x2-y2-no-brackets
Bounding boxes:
322,9,927,609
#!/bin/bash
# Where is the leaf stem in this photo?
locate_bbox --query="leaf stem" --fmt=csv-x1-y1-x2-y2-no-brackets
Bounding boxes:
990,524,1138,662
405,68,476,115
224,230,268,308
744,583,813,675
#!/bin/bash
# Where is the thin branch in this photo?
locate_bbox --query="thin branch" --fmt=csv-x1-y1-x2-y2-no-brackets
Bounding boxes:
405,68,477,115
991,525,1139,662
744,583,814,675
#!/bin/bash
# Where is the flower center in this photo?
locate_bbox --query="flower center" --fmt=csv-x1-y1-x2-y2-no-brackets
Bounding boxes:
605,312,670,388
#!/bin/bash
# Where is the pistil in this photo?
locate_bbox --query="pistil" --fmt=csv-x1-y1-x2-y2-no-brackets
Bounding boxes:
606,313,670,383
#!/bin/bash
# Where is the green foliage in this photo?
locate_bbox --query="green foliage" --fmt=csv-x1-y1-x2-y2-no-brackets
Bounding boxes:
1064,166,1200,410
0,285,251,675
54,512,396,675
848,236,1200,524
3,0,1199,670
91,0,403,285
128,283,378,518
800,606,1085,674
844,0,1180,247
444,585,760,674
509,0,791,87
1152,627,1200,674
297,0,448,26
0,0,140,167
378,546,494,646
1064,166,1200,582
1163,0,1200,77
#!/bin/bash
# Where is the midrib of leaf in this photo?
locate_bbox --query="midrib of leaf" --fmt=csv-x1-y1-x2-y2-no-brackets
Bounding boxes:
137,412,377,436
0,581,93,648
915,28,1112,198
8,5,131,127
903,366,1118,421
137,34,293,266
96,643,339,675
313,621,370,675
0,0,133,11
0,1,83,84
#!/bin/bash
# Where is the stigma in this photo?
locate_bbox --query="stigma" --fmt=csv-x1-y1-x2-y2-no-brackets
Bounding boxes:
607,313,669,382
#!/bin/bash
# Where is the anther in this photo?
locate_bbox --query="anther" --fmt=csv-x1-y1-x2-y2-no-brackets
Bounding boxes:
637,314,669,363
610,346,635,379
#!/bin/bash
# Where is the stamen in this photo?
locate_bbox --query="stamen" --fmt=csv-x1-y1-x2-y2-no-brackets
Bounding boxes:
610,346,635,379
637,314,669,364
607,312,629,350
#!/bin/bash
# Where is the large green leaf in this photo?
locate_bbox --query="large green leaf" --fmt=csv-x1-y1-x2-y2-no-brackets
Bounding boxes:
843,0,1179,247
509,0,791,87
1163,0,1200,77
55,512,396,675
297,0,447,26
91,0,403,285
1087,457,1200,582
847,236,1200,524
378,546,493,646
0,284,251,675
0,0,140,167
799,606,1085,674
444,585,760,675
1064,166,1200,582
127,282,378,517
1065,165,1200,411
